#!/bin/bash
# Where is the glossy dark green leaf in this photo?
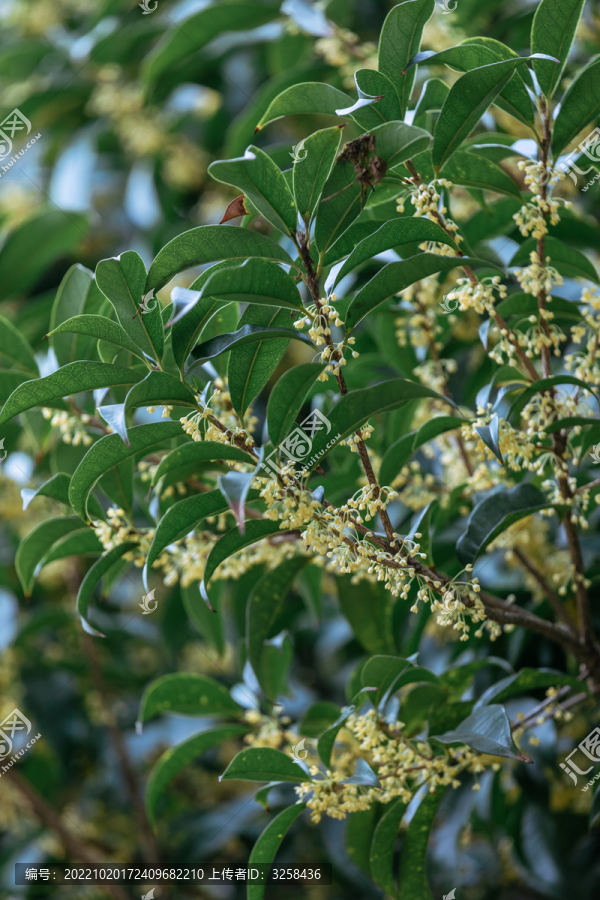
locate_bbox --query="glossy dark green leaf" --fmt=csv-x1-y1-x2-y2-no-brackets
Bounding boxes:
77,542,138,631
16,516,86,595
378,0,435,117
49,264,109,367
0,313,38,374
143,2,278,83
21,472,102,521
145,489,260,574
293,125,344,223
209,146,297,235
49,315,149,364
299,702,341,738
510,236,599,285
346,804,380,877
69,422,182,521
220,747,308,783
317,706,355,768
96,251,164,362
532,0,585,98
0,209,88,302
432,703,524,759
201,520,283,602
41,527,102,566
267,363,326,447
146,724,249,826
552,56,600,157
370,121,431,168
334,219,459,288
337,577,395,655
351,69,404,128
359,656,413,708
304,379,455,473
254,83,352,131
315,157,363,255
323,220,382,267
151,441,255,486
138,673,242,726
181,581,225,655
188,324,313,370
345,255,501,332
0,362,142,427
228,305,293,419
145,226,293,295
397,788,447,899
407,148,522,200
473,668,586,711
247,557,308,700
247,803,306,900
369,797,407,898
456,483,556,565
433,58,541,171
475,413,503,464
413,78,449,131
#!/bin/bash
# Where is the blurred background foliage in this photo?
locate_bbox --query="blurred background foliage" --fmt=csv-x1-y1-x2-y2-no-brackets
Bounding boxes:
1,1,600,898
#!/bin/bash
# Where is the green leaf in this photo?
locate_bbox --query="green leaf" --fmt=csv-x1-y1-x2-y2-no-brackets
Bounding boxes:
337,577,395,655
103,371,198,445
209,147,297,235
432,58,540,171
293,125,344,223
552,56,600,157
473,668,586,710
247,557,308,700
0,370,31,402
41,528,102,566
315,157,363,255
351,69,404,128
200,258,304,313
229,305,292,419
379,416,468,493
345,254,501,332
145,489,260,573
510,236,599,284
48,315,149,364
456,483,556,565
142,2,278,83
217,469,260,533
16,516,86,595
49,264,109,367
378,0,436,117
370,121,431,168
496,292,583,322
507,374,596,421
152,441,254,487
408,43,535,127
532,0,585,98
334,219,459,288
146,724,249,827
0,313,38,374
304,379,454,472
0,362,142,427
181,581,225,655
432,704,524,760
146,225,292,295
323,221,382,267
69,422,182,521
96,251,164,362
267,363,326,447
220,747,308,783
188,324,313,369
317,706,355,768
407,148,522,200
0,209,88,302
590,783,600,827
299,702,341,738
346,804,381,877
201,520,283,602
247,804,307,900
138,673,242,726
369,798,407,898
397,788,446,900
77,542,138,631
21,473,102,521
254,83,352,131
413,78,449,131
359,656,412,708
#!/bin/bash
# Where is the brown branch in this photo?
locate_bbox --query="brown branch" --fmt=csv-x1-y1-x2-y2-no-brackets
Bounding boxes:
6,768,131,900
512,546,578,631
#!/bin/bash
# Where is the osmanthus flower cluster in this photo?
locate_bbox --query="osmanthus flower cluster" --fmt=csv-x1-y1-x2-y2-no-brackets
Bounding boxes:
4,1,600,892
